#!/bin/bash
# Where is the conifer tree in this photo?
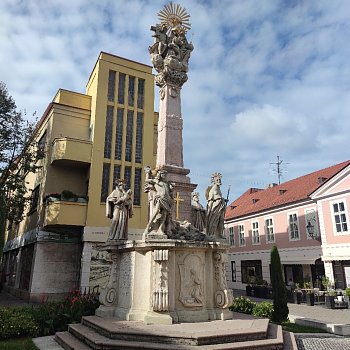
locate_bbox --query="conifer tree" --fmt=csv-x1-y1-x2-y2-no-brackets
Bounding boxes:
270,245,289,323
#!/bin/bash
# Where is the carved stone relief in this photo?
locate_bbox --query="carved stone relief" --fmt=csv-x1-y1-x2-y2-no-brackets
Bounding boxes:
99,253,119,306
152,249,169,311
178,253,204,307
213,252,233,308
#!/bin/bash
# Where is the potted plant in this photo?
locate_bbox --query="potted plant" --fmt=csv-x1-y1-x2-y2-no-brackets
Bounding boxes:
303,282,315,306
61,190,78,202
344,287,350,305
293,283,302,304
325,289,336,309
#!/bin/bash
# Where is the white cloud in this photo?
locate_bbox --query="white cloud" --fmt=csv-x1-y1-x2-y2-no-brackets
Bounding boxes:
1,0,350,202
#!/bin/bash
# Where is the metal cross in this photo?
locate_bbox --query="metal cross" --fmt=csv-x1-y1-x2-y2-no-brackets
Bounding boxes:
174,192,184,220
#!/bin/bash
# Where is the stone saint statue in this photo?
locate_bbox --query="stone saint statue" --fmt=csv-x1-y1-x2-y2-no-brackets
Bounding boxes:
191,192,206,232
143,167,174,236
106,180,133,240
206,173,226,238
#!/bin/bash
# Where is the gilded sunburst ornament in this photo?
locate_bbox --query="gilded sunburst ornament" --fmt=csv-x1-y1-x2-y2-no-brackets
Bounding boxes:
157,2,191,34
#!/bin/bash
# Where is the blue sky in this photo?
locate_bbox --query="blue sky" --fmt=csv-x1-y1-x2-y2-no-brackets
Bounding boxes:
1,0,350,203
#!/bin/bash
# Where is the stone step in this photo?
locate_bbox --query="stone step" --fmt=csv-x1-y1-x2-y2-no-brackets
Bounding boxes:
81,316,269,346
55,331,91,350
57,322,284,350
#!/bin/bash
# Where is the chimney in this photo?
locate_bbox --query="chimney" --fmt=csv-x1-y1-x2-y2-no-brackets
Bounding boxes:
267,183,278,189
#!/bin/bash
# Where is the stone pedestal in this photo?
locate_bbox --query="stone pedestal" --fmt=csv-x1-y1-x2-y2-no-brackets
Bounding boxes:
156,84,197,222
96,239,233,324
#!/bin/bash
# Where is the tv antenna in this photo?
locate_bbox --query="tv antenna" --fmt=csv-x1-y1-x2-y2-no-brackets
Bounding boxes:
270,156,289,185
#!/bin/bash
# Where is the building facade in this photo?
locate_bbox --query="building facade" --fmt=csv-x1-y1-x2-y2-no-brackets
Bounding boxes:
225,161,350,292
2,52,157,301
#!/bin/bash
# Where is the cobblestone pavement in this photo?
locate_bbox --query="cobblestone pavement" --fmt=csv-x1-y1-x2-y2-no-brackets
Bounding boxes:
296,334,350,350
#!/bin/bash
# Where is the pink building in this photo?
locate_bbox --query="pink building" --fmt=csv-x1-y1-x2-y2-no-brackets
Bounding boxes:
224,160,350,291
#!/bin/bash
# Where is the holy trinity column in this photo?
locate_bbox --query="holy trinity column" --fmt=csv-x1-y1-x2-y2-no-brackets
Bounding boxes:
149,2,197,222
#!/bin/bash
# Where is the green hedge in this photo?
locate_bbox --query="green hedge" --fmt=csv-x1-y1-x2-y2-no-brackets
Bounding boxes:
229,296,274,319
0,290,99,340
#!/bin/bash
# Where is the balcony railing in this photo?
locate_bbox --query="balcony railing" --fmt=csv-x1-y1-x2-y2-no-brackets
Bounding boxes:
43,201,87,227
51,137,92,166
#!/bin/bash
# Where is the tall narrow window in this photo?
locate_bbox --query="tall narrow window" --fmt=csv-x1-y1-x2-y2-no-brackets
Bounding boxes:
252,221,260,244
128,76,135,106
125,111,133,162
134,168,142,205
231,261,236,282
238,224,245,246
265,218,275,243
229,227,235,246
288,213,299,239
115,108,124,160
113,165,121,188
333,201,348,233
29,186,40,213
137,79,145,109
38,131,47,156
100,163,110,202
124,166,131,190
135,112,143,163
118,73,125,104
104,106,114,158
107,70,116,101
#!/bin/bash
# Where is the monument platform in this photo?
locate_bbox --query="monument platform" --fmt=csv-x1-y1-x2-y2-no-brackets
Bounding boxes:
55,312,296,349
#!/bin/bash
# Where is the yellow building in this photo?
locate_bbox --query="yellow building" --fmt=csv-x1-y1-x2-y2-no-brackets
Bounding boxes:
2,52,157,301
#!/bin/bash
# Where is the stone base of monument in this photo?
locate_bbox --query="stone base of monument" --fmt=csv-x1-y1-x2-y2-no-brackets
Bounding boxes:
94,239,233,324
55,312,294,349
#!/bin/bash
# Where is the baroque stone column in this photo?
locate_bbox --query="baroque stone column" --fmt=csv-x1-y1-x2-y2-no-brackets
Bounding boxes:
149,5,197,222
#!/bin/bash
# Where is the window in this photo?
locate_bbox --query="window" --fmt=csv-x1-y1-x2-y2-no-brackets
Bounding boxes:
228,227,235,246
238,224,245,246
125,111,133,162
288,213,299,240
118,73,125,104
137,79,145,109
100,163,110,202
241,260,262,284
104,106,114,158
38,131,47,155
107,70,116,101
124,166,131,190
29,186,40,213
114,108,124,160
231,261,236,282
265,218,275,243
252,221,260,245
128,76,135,106
134,168,142,205
135,112,143,163
332,201,348,233
113,165,121,188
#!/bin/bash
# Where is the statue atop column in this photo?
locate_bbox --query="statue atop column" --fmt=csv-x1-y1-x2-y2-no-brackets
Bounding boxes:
149,2,194,88
106,180,133,240
206,173,226,239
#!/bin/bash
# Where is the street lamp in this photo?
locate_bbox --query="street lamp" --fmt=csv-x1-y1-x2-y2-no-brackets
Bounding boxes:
306,221,321,242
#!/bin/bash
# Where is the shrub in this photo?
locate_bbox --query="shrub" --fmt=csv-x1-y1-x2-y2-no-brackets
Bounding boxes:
252,301,274,319
270,245,289,323
0,307,39,340
345,288,350,297
229,296,256,314
0,289,100,339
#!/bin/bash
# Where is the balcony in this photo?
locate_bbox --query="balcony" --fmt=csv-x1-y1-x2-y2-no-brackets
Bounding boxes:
51,137,92,166
43,201,87,227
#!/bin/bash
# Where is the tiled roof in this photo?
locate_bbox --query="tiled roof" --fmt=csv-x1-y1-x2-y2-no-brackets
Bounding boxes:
225,160,350,220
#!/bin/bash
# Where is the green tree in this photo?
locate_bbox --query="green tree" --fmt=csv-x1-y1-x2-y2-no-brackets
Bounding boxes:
270,245,289,323
0,82,41,255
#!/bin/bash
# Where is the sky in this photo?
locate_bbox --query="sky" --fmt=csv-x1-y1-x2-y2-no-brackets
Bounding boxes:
1,0,350,203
